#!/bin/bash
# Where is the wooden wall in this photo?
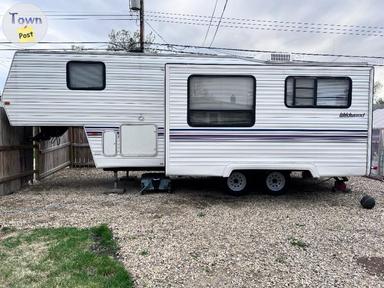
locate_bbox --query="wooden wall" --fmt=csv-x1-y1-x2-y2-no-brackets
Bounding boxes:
0,107,33,195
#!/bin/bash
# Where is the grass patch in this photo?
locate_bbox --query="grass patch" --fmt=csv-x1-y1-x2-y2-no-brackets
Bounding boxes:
90,224,118,256
289,237,309,250
0,225,133,288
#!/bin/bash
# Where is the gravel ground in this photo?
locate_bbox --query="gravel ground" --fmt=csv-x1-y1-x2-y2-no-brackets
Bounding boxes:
1,168,384,287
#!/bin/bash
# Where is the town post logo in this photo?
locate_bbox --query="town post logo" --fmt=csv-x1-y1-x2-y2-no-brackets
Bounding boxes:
2,3,48,47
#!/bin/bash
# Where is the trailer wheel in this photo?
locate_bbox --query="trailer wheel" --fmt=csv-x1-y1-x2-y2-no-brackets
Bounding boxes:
264,171,289,196
226,171,248,196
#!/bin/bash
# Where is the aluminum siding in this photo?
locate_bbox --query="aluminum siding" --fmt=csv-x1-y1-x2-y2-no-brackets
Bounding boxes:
165,64,372,178
2,52,252,168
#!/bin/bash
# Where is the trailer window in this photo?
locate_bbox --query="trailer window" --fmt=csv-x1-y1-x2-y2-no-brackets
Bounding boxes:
285,76,351,108
67,61,106,90
188,75,256,127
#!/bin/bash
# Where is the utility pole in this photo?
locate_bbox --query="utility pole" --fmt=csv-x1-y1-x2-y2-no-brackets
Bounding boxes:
130,0,144,52
139,0,144,52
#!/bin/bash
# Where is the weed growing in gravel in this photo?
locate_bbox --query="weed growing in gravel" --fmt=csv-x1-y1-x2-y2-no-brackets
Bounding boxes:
275,256,287,264
189,251,200,260
203,267,212,273
139,250,149,256
197,211,206,217
289,237,309,250
0,227,16,234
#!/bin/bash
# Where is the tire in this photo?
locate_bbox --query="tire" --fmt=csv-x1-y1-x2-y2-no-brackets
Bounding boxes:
264,171,289,196
226,171,248,196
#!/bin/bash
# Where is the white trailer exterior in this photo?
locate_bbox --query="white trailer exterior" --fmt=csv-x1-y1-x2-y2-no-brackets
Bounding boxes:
165,64,373,179
1,51,374,194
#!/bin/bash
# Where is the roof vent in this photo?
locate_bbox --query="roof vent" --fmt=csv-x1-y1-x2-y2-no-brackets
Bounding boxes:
270,53,291,63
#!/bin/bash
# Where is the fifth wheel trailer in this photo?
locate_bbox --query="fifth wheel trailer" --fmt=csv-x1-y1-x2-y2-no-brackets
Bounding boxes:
1,50,374,195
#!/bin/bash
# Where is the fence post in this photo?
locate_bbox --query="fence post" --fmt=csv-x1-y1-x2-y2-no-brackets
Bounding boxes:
69,127,73,168
33,126,40,181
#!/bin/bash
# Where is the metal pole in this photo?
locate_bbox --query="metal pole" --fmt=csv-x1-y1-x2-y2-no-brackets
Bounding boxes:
139,0,144,52
114,171,118,189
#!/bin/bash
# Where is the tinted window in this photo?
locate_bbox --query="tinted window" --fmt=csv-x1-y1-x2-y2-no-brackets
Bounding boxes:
67,61,106,90
285,76,351,108
188,75,256,127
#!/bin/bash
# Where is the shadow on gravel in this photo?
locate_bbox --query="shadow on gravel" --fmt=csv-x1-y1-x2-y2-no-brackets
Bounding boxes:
26,169,352,208
169,175,341,206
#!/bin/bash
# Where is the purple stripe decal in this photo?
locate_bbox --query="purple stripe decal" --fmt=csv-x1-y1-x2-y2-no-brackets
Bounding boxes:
169,136,365,143
169,132,367,143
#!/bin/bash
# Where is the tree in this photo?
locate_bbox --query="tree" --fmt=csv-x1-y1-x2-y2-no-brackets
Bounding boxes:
374,81,384,105
107,29,155,52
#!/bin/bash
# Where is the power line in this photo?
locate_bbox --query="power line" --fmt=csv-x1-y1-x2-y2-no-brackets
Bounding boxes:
45,16,137,21
0,39,383,63
151,42,384,60
1,41,383,61
5,10,383,38
202,0,219,46
3,10,383,31
145,17,384,38
146,10,384,31
145,20,183,54
209,0,229,47
145,20,168,44
41,13,384,37
145,14,384,35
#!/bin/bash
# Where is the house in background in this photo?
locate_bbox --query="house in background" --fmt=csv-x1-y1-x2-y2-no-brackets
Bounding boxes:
371,108,384,178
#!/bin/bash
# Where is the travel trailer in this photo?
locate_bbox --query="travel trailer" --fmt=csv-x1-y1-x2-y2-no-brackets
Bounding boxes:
1,50,374,195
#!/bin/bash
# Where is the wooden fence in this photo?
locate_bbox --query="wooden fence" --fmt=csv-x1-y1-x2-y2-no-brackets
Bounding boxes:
70,127,94,167
35,127,94,179
0,113,94,195
0,107,34,195
36,130,71,180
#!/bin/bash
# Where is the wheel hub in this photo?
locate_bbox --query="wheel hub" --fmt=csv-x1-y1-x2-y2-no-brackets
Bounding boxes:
266,172,286,192
227,172,247,192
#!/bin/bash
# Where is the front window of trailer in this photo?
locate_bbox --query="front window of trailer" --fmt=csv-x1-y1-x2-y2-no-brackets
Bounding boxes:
67,61,106,90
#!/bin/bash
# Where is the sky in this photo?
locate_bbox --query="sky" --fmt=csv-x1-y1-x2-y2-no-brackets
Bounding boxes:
0,0,383,97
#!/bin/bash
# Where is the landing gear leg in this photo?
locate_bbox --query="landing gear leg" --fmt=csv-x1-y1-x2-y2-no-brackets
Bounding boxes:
105,170,126,194
113,171,119,190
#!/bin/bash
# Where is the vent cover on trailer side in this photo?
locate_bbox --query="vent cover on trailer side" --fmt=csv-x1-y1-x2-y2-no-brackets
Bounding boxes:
270,53,291,63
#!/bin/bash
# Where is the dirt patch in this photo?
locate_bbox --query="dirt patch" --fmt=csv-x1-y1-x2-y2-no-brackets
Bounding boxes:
357,256,384,277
